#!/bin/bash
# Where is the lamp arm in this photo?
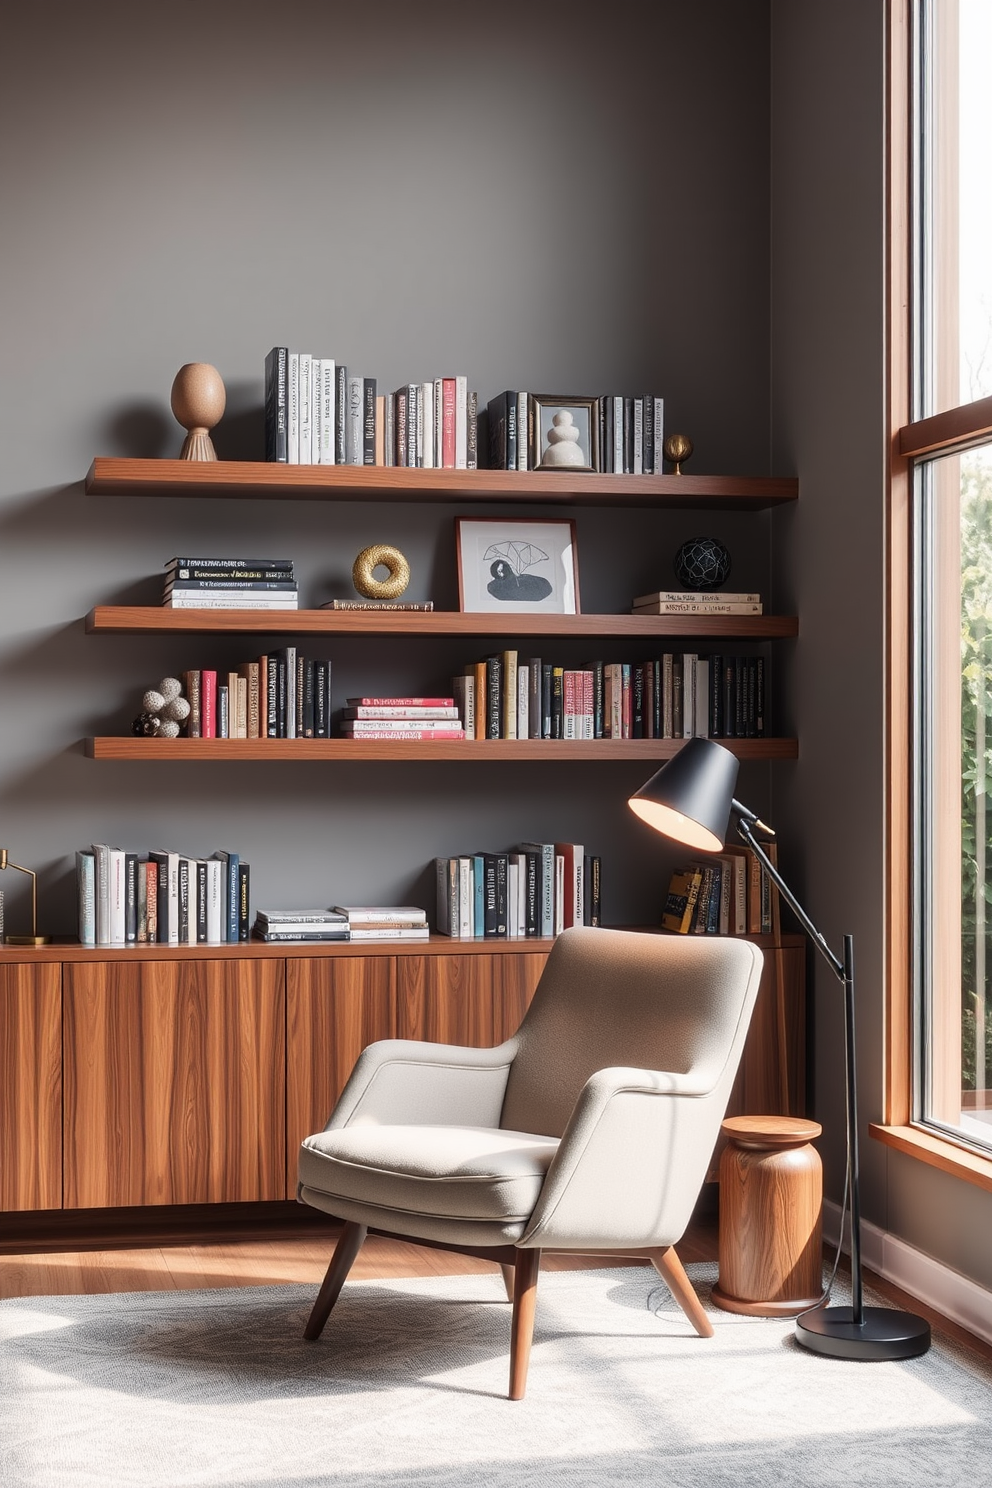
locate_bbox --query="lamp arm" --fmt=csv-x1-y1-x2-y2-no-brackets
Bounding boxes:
733,814,845,984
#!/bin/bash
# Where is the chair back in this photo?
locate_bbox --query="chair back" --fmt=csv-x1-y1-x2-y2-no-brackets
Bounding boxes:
499,926,763,1138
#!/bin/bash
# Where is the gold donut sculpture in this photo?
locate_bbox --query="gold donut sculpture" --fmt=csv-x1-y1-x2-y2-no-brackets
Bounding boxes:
352,543,411,600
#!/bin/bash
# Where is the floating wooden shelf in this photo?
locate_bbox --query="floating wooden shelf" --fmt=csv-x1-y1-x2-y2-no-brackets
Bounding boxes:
86,606,799,639
84,458,799,510
86,737,798,762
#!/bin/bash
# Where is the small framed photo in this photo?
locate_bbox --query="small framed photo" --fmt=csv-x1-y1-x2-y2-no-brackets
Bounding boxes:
456,516,580,614
529,394,599,473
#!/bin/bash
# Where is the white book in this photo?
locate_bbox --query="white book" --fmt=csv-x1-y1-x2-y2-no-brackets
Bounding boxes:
287,353,300,464
633,399,643,474
76,849,96,946
347,375,364,465
421,381,435,468
682,653,697,738
457,856,473,938
164,596,299,609
285,644,297,738
109,847,126,946
310,357,322,464
298,353,312,464
613,395,624,472
507,860,519,938
456,375,469,469
205,858,223,944
333,906,427,923
515,390,528,470
451,675,475,737
91,843,110,946
695,657,709,738
315,357,333,463
516,663,529,741
554,854,565,936
347,926,430,940
510,852,527,938
434,377,444,465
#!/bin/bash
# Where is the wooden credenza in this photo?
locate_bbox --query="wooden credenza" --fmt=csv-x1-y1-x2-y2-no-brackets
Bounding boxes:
0,934,804,1221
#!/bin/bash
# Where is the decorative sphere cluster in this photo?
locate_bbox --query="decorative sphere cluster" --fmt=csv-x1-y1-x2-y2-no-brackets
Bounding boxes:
673,536,732,591
132,677,191,738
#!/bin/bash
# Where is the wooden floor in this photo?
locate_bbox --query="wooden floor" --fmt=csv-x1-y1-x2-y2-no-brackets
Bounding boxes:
1,1212,989,1368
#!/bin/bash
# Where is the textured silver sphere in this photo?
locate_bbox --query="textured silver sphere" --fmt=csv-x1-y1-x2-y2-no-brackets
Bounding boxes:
143,689,165,713
164,696,191,722
159,677,183,701
158,719,181,738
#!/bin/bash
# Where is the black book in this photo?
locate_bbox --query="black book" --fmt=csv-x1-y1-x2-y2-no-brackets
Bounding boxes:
591,660,605,738
550,666,564,739
631,664,645,739
755,655,766,735
494,852,508,936
238,862,250,941
165,578,299,593
642,394,655,474
363,377,377,465
710,653,724,737
600,400,612,474
525,657,542,739
302,658,315,737
541,661,553,738
166,568,294,583
485,654,502,739
196,861,208,943
124,853,137,944
479,852,499,937
335,364,348,464
217,684,229,739
745,658,758,737
734,656,746,737
583,854,602,927
148,850,172,944
271,648,289,738
722,658,736,739
264,346,289,463
166,556,295,572
521,848,541,937
266,656,278,738
672,656,684,737
652,659,662,738
486,390,517,471
178,858,190,944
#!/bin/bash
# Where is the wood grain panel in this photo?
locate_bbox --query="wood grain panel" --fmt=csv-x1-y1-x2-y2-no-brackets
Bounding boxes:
395,954,498,1047
725,947,805,1119
86,736,800,762
64,960,284,1208
0,964,62,1211
85,458,798,509
495,953,547,1042
286,957,396,1194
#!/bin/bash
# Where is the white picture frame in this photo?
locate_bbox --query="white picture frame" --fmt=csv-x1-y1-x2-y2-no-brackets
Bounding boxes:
455,516,580,614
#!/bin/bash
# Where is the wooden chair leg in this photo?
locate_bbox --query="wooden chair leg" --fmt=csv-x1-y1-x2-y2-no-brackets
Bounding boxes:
648,1244,714,1338
508,1248,541,1400
303,1221,368,1341
499,1263,515,1302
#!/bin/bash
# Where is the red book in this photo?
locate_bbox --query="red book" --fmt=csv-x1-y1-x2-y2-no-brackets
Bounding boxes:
582,670,594,739
201,669,217,738
442,378,456,468
340,728,466,740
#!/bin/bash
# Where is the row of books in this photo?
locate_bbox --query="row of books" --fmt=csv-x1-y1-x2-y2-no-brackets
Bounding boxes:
661,845,778,937
181,652,332,738
632,589,764,617
76,846,249,947
435,843,602,939
163,556,299,611
487,391,665,473
264,348,479,469
451,653,767,741
251,905,430,942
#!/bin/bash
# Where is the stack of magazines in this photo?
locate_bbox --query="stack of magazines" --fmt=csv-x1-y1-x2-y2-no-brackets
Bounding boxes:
252,909,348,942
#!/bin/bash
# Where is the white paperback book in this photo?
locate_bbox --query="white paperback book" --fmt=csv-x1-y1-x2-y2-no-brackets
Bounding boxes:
421,381,435,468
456,375,469,469
516,390,527,470
516,663,529,741
298,353,312,464
346,375,364,465
457,856,473,938
287,353,300,464
205,858,223,945
318,358,336,463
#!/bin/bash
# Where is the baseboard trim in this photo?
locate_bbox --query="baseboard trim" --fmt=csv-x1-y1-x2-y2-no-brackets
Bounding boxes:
823,1200,992,1349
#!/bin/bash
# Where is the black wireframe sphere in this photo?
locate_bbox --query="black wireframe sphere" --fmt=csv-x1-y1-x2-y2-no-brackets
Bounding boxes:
674,536,731,590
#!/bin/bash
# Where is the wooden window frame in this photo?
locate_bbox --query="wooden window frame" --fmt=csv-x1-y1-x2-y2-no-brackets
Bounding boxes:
875,0,992,1192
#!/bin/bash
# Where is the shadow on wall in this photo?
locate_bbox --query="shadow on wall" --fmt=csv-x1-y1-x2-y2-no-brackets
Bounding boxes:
101,380,263,461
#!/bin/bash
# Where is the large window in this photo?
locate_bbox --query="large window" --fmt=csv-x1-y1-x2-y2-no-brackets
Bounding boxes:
899,0,992,1165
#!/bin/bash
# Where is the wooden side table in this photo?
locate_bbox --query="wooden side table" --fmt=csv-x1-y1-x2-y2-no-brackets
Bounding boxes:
711,1114,823,1317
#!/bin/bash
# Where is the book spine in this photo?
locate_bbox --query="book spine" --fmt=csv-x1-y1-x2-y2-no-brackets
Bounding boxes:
287,352,299,463
362,377,377,465
406,383,419,467
515,391,528,470
238,862,250,941
264,346,289,463
76,851,96,946
516,661,529,741
196,861,208,943
466,390,478,469
216,684,229,739
144,861,158,943
526,658,542,740
201,670,217,739
485,655,502,739
333,364,348,464
501,649,517,739
642,392,654,474
455,375,468,469
633,397,643,474
298,353,312,463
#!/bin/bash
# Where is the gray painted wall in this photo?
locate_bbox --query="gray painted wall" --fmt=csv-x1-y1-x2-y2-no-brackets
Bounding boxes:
770,0,992,1295
0,2,774,936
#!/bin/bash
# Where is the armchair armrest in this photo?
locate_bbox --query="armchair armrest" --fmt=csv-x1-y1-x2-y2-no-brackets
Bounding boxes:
326,1038,519,1130
520,1065,731,1251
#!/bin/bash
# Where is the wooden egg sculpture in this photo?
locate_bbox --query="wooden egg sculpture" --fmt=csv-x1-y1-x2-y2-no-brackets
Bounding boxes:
170,362,226,461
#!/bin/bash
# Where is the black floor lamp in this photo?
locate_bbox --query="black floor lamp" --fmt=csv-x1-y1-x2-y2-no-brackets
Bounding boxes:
628,737,930,1361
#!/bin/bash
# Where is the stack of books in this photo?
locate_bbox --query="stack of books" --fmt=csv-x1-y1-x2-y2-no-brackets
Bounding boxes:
264,347,478,469
339,697,465,741
77,845,248,946
632,589,763,616
332,906,429,941
435,843,601,939
163,557,299,610
182,649,331,738
661,844,778,937
252,909,349,943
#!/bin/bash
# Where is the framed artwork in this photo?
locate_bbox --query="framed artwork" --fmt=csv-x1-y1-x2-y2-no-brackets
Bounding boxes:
456,516,580,614
529,394,599,472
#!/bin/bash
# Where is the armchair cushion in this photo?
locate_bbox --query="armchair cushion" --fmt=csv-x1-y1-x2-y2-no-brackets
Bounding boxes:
299,1124,559,1224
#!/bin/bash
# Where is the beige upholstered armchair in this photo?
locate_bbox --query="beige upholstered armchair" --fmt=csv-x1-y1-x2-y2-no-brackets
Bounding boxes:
298,925,764,1398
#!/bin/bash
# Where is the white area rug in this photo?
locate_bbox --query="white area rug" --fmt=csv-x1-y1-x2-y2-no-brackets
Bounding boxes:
2,1265,991,1487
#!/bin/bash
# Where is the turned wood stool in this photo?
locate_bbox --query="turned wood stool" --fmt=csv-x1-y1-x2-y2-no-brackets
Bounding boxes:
711,1114,823,1316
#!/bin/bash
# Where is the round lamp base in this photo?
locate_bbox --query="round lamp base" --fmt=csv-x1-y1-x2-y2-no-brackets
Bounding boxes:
796,1304,931,1361
5,935,51,946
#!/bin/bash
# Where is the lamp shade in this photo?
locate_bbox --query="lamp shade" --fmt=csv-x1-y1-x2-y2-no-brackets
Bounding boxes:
627,737,740,852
